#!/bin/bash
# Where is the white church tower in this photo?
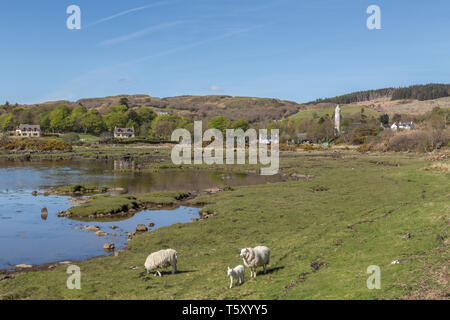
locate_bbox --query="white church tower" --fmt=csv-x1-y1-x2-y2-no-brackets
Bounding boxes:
334,105,341,135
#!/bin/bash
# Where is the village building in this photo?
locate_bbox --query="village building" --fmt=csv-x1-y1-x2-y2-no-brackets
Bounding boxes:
259,135,279,145
114,127,135,139
15,124,41,137
390,122,414,131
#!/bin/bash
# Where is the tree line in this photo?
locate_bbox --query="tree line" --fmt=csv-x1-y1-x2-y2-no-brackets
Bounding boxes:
312,84,450,104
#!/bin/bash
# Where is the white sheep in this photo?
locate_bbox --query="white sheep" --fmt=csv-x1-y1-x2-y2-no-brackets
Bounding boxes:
240,246,270,278
227,265,245,289
144,249,178,277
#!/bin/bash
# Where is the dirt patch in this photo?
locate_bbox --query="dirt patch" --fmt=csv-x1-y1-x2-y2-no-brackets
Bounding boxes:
369,160,400,167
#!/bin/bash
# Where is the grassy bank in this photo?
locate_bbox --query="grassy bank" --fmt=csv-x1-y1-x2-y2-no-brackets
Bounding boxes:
0,151,448,299
64,191,192,218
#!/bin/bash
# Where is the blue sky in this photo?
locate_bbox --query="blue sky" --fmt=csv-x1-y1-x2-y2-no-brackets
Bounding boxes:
0,0,449,104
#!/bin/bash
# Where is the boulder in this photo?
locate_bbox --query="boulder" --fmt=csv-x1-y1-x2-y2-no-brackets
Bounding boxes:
148,222,155,228
41,208,48,220
96,231,107,237
103,243,115,251
85,225,100,232
136,224,148,232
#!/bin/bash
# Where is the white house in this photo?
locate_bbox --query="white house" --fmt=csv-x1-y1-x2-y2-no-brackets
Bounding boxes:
15,124,41,137
391,122,414,131
114,127,135,139
259,135,279,145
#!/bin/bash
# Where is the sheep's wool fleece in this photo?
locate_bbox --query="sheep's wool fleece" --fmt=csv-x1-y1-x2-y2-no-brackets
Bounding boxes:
145,249,177,270
243,246,270,268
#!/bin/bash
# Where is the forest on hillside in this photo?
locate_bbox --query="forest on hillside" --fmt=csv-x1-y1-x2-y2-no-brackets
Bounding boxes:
313,84,450,104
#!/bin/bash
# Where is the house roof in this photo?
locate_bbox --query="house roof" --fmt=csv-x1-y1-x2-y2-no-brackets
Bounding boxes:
17,124,40,131
114,127,134,134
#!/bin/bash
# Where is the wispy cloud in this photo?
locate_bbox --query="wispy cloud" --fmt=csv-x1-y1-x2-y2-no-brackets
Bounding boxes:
84,1,174,28
36,25,267,103
123,25,266,65
207,85,222,92
100,21,184,46
119,77,136,83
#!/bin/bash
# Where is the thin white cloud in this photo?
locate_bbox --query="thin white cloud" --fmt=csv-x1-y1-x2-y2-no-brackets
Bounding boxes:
100,21,184,46
84,1,173,28
35,25,267,103
208,85,222,92
123,25,266,65
119,77,136,83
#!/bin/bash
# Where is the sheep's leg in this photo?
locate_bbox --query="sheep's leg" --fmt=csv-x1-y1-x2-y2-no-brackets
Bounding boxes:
157,270,162,277
253,268,257,278
230,277,233,289
263,265,267,274
172,264,177,274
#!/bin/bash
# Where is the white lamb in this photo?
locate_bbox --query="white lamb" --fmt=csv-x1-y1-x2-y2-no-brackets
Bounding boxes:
227,265,245,289
144,249,178,277
240,246,270,278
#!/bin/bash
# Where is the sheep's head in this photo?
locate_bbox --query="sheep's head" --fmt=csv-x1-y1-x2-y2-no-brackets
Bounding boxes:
240,248,249,259
227,267,232,276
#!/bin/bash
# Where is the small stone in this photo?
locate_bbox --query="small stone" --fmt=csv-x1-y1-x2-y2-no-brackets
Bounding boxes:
110,226,119,230
96,231,107,237
103,243,115,251
85,225,100,232
148,222,155,228
402,233,411,239
136,224,148,232
59,261,71,265
41,208,48,220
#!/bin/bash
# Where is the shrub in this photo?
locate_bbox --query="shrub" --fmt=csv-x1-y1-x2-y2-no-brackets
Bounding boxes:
386,129,449,152
62,133,80,145
3,139,72,152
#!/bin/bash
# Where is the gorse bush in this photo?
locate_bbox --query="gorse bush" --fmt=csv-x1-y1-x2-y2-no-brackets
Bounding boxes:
3,139,72,151
386,129,449,152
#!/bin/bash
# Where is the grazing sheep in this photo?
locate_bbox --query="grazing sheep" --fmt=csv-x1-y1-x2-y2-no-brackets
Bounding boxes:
144,249,178,277
227,265,245,289
240,246,270,278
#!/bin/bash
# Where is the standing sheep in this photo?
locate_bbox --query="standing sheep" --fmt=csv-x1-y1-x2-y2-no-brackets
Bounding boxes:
227,265,245,289
144,249,178,277
240,246,270,278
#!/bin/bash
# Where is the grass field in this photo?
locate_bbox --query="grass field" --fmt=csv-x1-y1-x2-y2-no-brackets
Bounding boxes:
290,104,381,122
0,150,448,300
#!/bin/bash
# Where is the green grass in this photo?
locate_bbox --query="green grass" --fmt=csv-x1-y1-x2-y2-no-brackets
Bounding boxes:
0,151,448,300
67,191,191,218
290,104,381,122
51,184,109,195
78,134,100,143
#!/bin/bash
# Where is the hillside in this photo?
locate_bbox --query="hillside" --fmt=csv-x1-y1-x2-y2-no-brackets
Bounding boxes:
23,95,304,122
290,96,450,122
311,84,450,105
